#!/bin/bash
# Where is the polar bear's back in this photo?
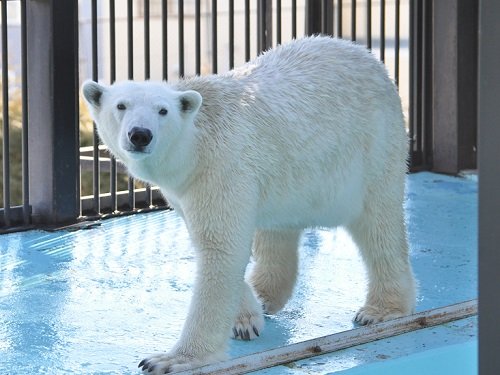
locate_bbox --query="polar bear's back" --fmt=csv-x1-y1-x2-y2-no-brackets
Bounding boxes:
230,36,405,162
243,36,392,92
174,36,407,228
180,36,404,146
243,37,401,132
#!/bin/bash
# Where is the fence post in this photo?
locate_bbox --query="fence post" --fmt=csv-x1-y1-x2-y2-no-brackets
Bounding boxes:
409,0,433,171
26,0,80,225
478,1,500,374
257,0,272,53
432,0,478,174
305,0,333,36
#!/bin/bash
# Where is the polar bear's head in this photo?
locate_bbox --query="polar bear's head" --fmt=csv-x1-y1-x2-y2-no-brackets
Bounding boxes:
82,80,202,163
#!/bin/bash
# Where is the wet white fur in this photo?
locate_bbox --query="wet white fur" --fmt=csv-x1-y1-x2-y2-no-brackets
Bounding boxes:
82,36,416,374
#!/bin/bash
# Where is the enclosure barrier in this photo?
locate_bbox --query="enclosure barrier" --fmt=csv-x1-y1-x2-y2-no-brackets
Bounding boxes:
178,300,478,374
0,0,478,229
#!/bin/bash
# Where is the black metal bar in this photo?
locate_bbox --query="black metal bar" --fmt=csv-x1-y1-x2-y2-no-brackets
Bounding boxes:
162,0,168,80
257,0,263,51
110,156,117,212
245,0,250,61
110,0,116,83
478,2,500,373
409,0,418,157
127,0,135,209
178,0,184,78
395,0,400,86
127,0,134,80
456,0,478,170
144,0,152,207
21,0,30,224
127,174,135,215
351,0,356,41
109,0,117,212
110,163,118,213
367,0,372,49
91,1,98,77
416,0,425,158
212,0,217,74
195,0,201,74
92,130,100,214
409,0,432,170
332,0,335,36
421,0,432,168
307,0,322,36
292,0,297,38
145,0,151,79
380,0,385,62
337,0,343,38
1,0,11,225
91,0,100,215
266,0,273,48
276,0,281,44
229,0,234,69
321,0,328,35
321,0,334,36
258,0,273,52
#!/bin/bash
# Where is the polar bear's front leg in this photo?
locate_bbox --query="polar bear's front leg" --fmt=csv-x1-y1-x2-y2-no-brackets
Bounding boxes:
138,253,250,374
232,282,265,341
139,200,256,374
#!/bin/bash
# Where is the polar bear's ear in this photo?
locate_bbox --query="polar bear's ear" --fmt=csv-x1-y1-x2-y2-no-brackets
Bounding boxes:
82,80,107,109
179,90,202,116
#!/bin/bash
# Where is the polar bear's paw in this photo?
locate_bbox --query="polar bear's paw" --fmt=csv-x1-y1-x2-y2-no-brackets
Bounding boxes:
231,308,265,341
138,352,207,374
259,294,288,316
354,305,409,325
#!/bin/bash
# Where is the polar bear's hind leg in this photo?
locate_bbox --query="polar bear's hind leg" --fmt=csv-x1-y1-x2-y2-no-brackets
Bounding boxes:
249,229,301,315
347,194,416,325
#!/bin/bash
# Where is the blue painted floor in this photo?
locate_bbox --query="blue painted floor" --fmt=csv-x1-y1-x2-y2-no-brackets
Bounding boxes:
0,172,477,374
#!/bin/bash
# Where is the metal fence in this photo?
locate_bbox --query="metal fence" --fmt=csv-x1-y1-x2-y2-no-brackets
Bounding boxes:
0,0,477,229
0,0,28,228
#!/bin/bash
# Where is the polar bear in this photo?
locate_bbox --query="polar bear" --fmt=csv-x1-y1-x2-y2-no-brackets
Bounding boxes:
82,36,416,374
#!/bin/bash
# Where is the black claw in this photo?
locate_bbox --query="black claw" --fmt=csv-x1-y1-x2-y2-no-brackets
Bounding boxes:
245,329,251,340
238,329,244,339
142,362,150,371
252,325,260,337
138,359,146,368
233,327,239,338
148,364,156,373
354,313,361,323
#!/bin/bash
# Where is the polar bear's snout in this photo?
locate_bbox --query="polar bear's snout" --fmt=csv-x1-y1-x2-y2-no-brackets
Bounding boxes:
128,127,153,150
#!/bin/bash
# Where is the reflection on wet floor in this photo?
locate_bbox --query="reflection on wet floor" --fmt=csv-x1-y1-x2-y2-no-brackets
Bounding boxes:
0,172,477,374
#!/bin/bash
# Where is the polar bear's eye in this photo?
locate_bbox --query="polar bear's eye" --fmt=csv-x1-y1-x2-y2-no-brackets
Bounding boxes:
117,103,126,110
159,108,168,116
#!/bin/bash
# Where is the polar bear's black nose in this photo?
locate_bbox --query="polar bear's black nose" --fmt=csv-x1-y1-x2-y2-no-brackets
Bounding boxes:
128,127,153,148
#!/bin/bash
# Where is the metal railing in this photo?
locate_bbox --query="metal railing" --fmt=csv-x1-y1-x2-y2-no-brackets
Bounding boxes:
0,0,478,229
79,0,408,221
0,0,29,228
